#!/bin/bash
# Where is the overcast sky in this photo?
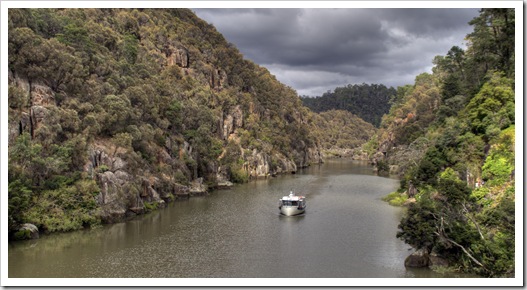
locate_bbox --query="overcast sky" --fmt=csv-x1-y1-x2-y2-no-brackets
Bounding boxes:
193,8,480,97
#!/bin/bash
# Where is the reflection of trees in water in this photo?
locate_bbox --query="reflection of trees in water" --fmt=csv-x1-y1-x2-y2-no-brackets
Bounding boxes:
11,209,165,256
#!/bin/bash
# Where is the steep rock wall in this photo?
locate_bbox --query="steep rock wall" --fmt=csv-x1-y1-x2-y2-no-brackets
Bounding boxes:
7,8,324,230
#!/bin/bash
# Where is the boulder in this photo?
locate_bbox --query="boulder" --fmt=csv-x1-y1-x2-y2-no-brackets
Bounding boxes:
216,166,234,188
404,248,430,268
189,177,208,196
217,180,234,189
96,170,132,223
429,252,449,268
17,223,39,240
174,183,190,198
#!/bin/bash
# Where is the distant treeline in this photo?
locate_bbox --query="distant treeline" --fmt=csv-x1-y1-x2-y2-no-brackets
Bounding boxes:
301,83,396,127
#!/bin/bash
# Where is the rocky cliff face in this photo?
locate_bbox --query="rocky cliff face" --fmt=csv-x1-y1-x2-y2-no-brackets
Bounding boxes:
8,8,323,227
28,93,318,222
8,72,53,143
8,74,322,224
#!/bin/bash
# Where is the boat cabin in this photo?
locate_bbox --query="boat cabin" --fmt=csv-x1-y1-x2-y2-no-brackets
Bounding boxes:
279,191,306,209
280,199,306,208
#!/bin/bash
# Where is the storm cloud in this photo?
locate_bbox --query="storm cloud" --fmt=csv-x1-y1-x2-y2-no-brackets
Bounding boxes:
193,8,480,96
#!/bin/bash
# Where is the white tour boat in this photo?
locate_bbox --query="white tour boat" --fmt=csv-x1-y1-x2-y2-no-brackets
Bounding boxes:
279,191,306,216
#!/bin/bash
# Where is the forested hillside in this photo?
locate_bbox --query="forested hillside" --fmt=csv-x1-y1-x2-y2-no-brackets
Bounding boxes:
301,83,396,127
8,8,330,237
309,110,376,157
372,8,515,277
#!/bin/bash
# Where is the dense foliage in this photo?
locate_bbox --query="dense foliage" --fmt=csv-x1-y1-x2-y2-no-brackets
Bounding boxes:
374,8,516,277
309,110,376,151
7,8,335,237
301,83,396,127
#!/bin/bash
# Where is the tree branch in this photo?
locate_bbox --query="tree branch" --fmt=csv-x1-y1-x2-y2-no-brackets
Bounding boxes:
443,236,486,270
462,202,485,241
434,216,487,271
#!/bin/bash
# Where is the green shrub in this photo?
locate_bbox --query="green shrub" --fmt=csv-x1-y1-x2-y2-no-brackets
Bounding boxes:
382,191,409,206
470,187,491,206
144,201,158,212
482,154,513,186
98,164,110,173
230,163,249,183
174,170,188,185
14,229,31,240
376,159,389,173
21,179,101,233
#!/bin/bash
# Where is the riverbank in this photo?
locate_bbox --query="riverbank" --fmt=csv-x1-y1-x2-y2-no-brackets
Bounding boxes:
8,160,409,278
321,147,369,160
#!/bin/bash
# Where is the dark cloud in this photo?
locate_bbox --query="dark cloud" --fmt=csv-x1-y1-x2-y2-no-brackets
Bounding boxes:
194,8,480,96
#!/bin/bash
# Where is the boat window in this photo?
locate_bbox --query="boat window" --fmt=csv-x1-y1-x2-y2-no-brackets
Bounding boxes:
291,201,298,206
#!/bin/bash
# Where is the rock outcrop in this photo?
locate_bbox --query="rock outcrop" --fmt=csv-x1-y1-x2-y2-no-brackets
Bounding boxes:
16,223,40,240
405,248,430,268
167,46,189,68
8,67,324,228
404,248,450,269
241,150,301,178
8,72,56,143
222,105,243,140
189,177,208,196
87,145,193,223
428,252,449,268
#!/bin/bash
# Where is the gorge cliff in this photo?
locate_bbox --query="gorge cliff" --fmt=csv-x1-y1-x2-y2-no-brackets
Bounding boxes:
8,8,326,234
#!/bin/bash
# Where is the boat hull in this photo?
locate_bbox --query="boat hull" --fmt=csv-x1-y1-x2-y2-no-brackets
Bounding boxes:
280,206,305,216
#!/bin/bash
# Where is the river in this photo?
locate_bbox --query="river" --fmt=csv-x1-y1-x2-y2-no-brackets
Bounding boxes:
8,159,471,281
